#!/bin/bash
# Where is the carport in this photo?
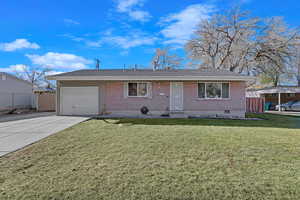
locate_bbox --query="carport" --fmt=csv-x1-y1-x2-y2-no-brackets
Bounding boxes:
246,86,300,111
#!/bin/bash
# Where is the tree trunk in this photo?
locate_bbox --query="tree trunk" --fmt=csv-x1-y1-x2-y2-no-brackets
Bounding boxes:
211,56,216,69
273,76,279,87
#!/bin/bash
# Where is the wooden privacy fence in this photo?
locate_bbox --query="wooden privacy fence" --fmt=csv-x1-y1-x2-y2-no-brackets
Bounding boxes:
36,92,56,112
246,97,264,113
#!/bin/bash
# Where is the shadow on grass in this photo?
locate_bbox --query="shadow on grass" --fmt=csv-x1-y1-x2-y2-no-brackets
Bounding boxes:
100,113,300,129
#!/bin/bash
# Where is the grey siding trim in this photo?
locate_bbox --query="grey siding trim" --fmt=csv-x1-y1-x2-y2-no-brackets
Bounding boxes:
59,80,104,87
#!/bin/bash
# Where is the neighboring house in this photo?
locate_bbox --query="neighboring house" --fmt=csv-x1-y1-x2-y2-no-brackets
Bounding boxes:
0,72,34,111
48,69,253,118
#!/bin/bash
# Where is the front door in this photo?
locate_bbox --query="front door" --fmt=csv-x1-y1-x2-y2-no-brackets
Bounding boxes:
170,82,183,111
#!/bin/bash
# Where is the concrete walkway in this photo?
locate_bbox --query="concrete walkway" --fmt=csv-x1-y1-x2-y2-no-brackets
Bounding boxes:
0,115,89,157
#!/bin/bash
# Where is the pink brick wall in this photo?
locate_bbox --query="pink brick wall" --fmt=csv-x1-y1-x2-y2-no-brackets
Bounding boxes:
183,82,246,112
105,81,170,112
104,81,246,114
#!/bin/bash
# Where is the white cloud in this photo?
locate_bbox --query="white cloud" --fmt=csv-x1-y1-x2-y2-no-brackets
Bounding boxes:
116,0,151,22
45,71,64,76
64,18,80,25
59,33,101,47
60,29,155,49
1,64,64,78
120,50,129,56
26,52,92,70
60,34,85,42
1,64,28,73
128,10,151,22
103,33,157,49
85,40,102,48
117,0,141,12
0,39,40,52
160,4,215,45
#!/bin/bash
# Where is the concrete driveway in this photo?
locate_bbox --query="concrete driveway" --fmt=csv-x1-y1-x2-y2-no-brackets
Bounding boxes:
0,115,89,157
0,112,55,123
266,111,300,117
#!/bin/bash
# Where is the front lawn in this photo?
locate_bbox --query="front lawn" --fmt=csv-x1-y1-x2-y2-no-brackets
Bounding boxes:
1,114,300,200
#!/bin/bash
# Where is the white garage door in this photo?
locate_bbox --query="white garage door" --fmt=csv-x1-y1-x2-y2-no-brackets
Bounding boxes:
60,87,99,115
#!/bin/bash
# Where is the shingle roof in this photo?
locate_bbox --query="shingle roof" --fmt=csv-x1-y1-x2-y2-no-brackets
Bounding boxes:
50,69,246,77
47,69,253,81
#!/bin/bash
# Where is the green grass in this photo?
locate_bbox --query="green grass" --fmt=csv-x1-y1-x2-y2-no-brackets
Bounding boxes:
0,114,300,200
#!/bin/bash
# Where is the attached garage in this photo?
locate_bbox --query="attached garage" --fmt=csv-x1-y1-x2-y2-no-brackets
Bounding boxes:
60,87,99,115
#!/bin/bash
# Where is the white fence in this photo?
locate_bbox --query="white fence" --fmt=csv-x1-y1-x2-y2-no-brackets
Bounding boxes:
0,92,36,111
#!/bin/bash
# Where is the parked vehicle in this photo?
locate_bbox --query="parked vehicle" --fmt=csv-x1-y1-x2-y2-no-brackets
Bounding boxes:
276,100,300,111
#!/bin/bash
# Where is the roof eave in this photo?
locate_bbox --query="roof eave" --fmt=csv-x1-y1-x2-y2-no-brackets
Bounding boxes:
47,75,254,81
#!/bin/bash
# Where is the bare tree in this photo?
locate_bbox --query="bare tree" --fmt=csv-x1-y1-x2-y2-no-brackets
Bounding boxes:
151,48,182,70
297,53,300,86
285,45,300,86
254,17,300,86
186,8,300,86
14,65,52,88
186,8,259,73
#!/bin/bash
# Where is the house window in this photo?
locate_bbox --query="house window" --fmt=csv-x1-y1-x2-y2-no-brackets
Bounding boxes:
198,82,230,99
128,82,148,97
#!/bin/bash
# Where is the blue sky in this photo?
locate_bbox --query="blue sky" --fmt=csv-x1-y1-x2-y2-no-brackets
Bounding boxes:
0,0,299,74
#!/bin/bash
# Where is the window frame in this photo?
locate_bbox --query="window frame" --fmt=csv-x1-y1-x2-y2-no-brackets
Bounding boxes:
127,82,149,97
197,82,230,100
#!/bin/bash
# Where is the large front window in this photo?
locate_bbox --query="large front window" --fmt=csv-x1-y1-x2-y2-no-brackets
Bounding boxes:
198,82,229,99
128,82,148,97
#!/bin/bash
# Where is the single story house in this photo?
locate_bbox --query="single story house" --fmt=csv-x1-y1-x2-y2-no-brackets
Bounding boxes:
0,72,34,111
47,69,253,118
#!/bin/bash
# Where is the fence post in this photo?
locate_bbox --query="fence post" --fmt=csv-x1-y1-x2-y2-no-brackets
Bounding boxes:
11,93,15,109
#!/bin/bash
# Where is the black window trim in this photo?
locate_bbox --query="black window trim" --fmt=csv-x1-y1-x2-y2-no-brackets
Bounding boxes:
127,82,149,97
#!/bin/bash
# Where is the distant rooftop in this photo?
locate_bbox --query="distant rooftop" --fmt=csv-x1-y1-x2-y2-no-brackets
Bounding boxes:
0,72,33,86
248,85,300,91
247,85,300,95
